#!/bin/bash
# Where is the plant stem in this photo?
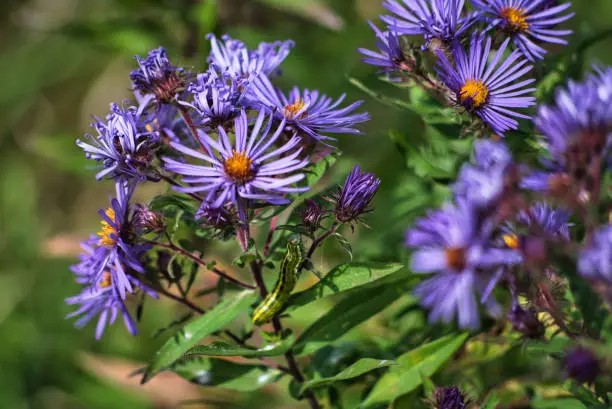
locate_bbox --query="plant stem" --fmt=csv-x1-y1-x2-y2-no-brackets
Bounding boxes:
145,239,256,290
176,104,209,154
155,284,206,314
306,222,339,261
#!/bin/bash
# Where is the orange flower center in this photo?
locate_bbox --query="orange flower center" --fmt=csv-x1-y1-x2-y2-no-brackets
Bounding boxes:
445,247,467,273
501,7,529,33
224,150,254,183
460,79,489,108
98,207,119,247
283,97,308,120
503,234,520,249
100,271,112,288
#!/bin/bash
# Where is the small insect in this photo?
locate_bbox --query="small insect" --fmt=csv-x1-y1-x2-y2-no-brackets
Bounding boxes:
252,239,303,326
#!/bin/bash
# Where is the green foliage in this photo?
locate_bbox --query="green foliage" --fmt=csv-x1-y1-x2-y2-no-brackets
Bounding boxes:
300,358,395,393
142,290,257,382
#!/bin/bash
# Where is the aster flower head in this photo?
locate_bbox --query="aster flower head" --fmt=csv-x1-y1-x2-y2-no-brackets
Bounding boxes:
563,347,601,385
250,74,369,142
95,180,149,299
578,224,612,283
406,199,522,329
359,21,411,75
436,33,536,136
471,0,574,61
163,109,310,223
432,386,469,409
77,103,159,181
332,165,380,224
534,74,612,169
66,270,155,339
206,34,294,79
135,91,183,145
381,0,476,50
180,68,250,129
130,47,184,103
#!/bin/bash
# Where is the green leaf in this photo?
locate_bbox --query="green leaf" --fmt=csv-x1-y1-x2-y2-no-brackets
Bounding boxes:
524,337,571,356
287,263,406,313
481,391,500,409
361,333,470,408
172,357,283,391
531,398,587,409
184,334,294,358
293,271,414,356
149,193,197,215
142,290,257,383
300,358,395,393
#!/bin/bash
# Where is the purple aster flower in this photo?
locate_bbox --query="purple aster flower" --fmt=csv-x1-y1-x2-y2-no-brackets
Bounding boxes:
95,180,150,299
66,271,154,339
77,103,159,181
563,347,601,385
471,0,573,61
578,224,612,283
206,34,294,79
381,0,476,49
535,74,612,168
163,109,309,223
454,139,514,208
180,68,250,129
518,202,572,239
250,74,369,141
332,165,380,224
134,91,183,145
432,386,469,409
406,199,522,329
436,33,536,136
130,47,185,103
359,21,411,75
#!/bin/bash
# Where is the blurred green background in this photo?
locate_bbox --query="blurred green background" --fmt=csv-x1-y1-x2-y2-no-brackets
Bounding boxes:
1,0,611,408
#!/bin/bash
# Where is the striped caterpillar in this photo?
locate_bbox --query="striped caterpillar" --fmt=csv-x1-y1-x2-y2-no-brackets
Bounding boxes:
252,239,303,326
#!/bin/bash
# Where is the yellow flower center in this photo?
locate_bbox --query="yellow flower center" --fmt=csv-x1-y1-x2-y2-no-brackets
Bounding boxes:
282,97,308,120
145,118,159,132
503,234,520,249
98,207,119,247
224,150,254,183
445,247,467,273
501,7,529,33
460,79,489,108
100,271,112,288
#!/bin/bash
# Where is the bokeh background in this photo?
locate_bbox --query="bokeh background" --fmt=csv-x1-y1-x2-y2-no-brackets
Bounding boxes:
1,0,611,408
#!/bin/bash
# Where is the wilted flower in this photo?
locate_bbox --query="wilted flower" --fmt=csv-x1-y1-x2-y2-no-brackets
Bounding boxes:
471,0,574,61
181,68,250,129
77,103,158,181
381,0,476,49
163,109,309,223
406,199,522,329
359,21,411,75
333,165,380,224
578,224,612,283
507,305,545,338
133,204,165,232
300,199,326,232
563,347,601,384
432,386,469,409
206,34,294,79
250,75,369,142
130,47,184,103
436,33,536,136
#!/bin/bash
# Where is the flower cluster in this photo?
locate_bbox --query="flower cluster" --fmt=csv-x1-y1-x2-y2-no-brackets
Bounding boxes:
68,35,372,338
360,0,573,135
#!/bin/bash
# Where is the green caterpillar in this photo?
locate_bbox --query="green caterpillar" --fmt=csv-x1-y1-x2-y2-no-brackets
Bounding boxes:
252,239,303,326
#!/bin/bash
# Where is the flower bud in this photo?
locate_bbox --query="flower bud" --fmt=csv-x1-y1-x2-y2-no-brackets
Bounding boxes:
432,386,469,409
507,305,545,339
300,199,325,232
563,347,601,385
133,204,165,232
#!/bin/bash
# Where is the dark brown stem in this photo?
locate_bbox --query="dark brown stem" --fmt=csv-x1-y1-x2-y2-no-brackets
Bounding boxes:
156,285,206,314
145,239,256,290
306,222,339,260
272,317,321,409
263,216,278,258
177,104,209,154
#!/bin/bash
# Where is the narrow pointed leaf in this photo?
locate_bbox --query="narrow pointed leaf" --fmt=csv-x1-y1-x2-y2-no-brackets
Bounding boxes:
300,358,395,393
142,290,256,383
184,334,294,358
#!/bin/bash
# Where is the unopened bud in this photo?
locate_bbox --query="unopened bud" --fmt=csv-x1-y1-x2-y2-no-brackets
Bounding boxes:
507,305,545,339
432,386,469,409
563,347,601,385
133,204,165,232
